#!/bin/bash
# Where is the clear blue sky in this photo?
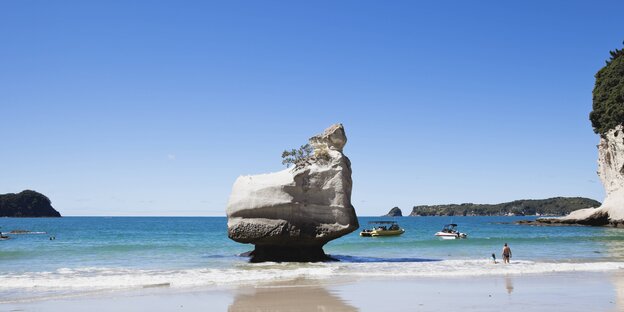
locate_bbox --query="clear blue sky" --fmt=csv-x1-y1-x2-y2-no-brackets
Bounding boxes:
1,1,622,216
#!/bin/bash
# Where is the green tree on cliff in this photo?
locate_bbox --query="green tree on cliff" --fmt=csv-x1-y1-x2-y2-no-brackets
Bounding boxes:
281,143,330,168
281,144,313,167
589,42,624,135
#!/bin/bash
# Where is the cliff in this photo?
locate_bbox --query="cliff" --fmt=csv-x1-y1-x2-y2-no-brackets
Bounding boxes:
0,190,61,217
410,197,600,216
552,44,624,226
555,126,624,225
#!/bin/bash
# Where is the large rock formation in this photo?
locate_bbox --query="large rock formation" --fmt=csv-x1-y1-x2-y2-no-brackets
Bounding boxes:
0,190,61,217
552,126,624,226
226,124,359,262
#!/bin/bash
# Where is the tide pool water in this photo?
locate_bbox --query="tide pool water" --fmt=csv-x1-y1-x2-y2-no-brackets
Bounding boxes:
2,216,624,302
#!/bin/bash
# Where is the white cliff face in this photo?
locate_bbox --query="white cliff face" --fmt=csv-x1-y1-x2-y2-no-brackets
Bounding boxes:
596,125,624,220
562,125,624,223
226,124,358,255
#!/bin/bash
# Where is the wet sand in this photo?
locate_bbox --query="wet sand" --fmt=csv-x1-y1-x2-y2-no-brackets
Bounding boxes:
3,271,623,311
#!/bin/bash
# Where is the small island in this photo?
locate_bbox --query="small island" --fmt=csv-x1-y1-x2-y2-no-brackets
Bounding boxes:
0,190,61,217
409,197,600,216
383,207,403,217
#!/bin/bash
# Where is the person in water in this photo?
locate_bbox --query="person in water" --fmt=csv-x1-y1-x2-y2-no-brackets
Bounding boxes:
491,253,497,264
502,243,512,264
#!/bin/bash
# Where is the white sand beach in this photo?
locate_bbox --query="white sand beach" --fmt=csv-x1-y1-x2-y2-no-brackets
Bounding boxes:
4,271,623,312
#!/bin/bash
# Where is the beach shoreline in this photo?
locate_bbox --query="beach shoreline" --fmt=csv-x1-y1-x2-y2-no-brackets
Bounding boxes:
3,270,622,311
2,216,623,311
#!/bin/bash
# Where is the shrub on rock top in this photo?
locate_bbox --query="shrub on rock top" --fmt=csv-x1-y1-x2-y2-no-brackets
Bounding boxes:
590,41,624,135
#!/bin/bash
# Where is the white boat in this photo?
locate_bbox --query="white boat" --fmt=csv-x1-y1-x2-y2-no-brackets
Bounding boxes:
434,224,467,239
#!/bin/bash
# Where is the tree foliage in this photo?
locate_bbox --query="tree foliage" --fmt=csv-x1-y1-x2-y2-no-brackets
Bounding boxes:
281,144,314,168
281,143,331,169
589,42,624,135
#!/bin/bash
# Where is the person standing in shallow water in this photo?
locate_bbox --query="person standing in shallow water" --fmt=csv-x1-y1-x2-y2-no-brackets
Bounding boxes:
502,243,512,264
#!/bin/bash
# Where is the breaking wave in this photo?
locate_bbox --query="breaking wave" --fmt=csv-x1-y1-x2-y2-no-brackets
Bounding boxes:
2,259,623,300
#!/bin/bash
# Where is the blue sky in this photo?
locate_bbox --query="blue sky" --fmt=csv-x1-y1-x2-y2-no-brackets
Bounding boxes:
1,1,622,216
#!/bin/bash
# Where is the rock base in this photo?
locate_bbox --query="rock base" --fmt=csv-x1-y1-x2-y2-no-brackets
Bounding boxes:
517,211,624,227
245,245,337,263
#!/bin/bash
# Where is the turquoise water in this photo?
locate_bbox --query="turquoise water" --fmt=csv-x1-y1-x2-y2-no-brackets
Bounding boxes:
2,216,624,301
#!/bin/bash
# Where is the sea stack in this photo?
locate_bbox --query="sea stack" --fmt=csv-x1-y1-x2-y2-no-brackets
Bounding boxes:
384,207,402,217
226,124,359,262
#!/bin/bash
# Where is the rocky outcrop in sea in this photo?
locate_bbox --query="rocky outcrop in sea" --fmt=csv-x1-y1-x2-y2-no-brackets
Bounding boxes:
384,207,402,217
226,124,359,262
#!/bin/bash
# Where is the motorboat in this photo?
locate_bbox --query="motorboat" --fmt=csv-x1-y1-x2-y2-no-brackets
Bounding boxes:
434,224,467,239
360,221,405,237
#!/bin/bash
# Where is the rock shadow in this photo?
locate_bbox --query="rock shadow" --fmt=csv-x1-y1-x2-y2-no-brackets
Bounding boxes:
228,283,357,312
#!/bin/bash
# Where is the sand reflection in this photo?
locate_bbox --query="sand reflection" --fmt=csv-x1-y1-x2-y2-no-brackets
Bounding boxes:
505,276,514,294
229,281,357,312
598,233,624,311
611,272,624,311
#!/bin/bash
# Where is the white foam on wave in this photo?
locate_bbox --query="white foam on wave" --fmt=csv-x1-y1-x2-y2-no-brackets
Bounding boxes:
7,231,47,234
1,260,623,295
332,259,624,278
0,263,336,291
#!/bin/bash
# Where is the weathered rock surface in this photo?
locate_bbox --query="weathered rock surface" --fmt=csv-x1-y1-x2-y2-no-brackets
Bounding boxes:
538,126,624,226
0,190,61,217
226,124,358,262
384,207,402,217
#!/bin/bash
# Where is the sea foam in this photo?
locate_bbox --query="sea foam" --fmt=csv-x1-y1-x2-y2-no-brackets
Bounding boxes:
1,260,622,295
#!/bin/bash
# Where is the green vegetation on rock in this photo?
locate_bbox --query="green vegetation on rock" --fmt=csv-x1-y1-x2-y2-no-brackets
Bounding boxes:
589,42,624,135
281,144,313,168
410,197,600,216
281,143,330,169
0,190,61,217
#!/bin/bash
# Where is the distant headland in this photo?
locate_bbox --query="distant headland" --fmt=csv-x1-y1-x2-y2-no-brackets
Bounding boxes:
0,190,61,217
406,197,600,217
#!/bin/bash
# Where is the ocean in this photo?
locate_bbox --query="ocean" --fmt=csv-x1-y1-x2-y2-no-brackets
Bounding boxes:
2,216,624,302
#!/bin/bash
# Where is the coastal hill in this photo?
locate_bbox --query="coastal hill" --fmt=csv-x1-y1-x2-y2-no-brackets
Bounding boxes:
0,190,61,217
410,197,600,216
